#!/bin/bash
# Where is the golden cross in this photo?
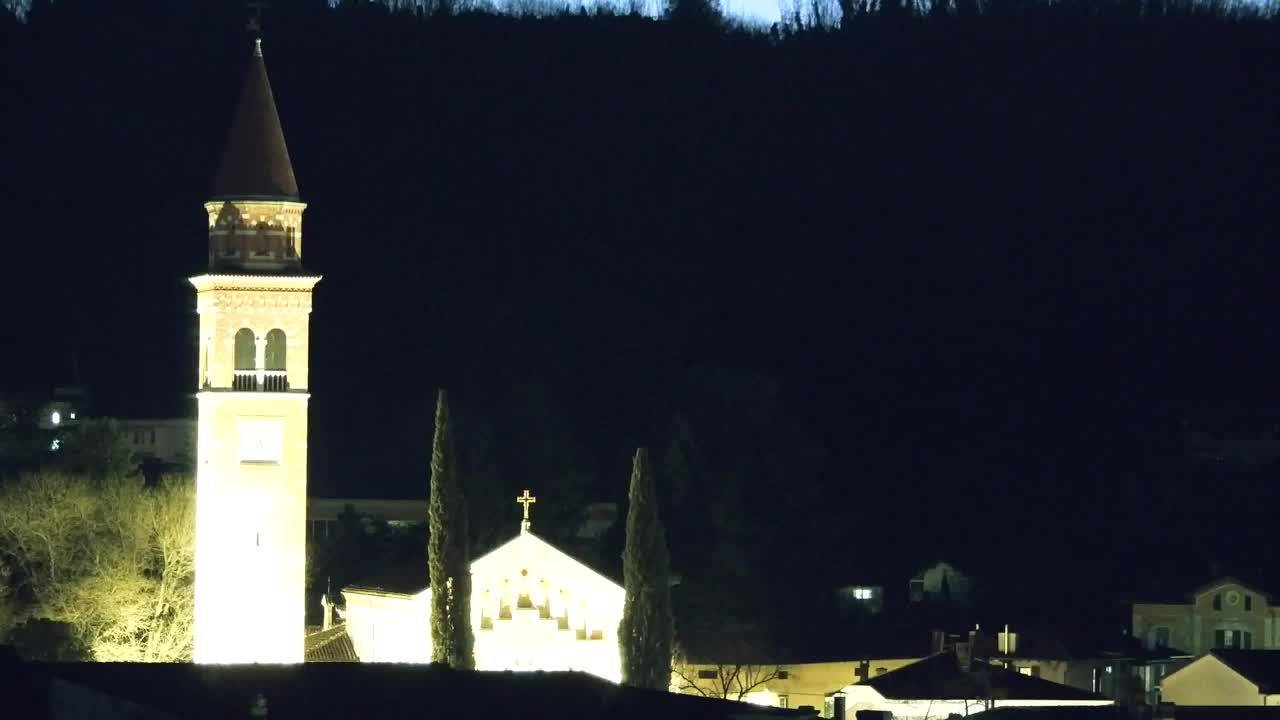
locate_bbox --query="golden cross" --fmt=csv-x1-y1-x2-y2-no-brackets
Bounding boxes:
516,489,537,522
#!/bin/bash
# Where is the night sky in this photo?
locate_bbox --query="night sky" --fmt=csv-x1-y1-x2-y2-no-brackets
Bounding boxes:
1,0,1278,617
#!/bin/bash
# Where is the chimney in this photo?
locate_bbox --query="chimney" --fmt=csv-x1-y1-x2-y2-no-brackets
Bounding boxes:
321,593,333,631
998,624,1017,656
955,641,972,672
930,629,947,655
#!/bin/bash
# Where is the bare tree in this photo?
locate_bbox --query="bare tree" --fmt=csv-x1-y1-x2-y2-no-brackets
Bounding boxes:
673,655,786,701
0,473,194,661
671,616,785,701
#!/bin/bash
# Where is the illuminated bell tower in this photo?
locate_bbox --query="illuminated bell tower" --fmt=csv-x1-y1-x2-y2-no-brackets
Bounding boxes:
191,38,319,664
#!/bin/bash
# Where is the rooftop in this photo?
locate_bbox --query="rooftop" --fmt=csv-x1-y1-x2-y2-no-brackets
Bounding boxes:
850,651,1109,701
17,657,812,720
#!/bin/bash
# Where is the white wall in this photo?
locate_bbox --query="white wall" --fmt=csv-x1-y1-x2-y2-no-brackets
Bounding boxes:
1162,655,1263,706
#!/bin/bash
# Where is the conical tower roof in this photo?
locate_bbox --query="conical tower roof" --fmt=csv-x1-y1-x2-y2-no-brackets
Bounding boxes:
211,39,298,200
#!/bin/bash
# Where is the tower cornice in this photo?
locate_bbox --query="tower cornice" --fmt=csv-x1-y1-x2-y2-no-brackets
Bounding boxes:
189,274,322,293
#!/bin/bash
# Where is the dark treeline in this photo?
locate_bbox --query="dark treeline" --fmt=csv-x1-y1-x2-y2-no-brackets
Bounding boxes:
1,0,1277,648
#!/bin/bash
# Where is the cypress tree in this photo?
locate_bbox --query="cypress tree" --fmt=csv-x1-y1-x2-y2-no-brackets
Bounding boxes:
619,447,674,690
428,388,474,669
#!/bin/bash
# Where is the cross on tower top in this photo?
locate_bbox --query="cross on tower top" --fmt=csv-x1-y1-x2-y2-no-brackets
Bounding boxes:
516,489,536,533
247,0,270,38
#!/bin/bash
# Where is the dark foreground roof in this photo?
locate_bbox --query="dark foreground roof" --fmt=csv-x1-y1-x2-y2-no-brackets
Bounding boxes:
969,706,1140,720
6,655,812,720
859,651,1107,701
1208,649,1280,693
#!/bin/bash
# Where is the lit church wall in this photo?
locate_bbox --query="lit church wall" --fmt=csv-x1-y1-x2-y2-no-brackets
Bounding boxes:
341,528,624,682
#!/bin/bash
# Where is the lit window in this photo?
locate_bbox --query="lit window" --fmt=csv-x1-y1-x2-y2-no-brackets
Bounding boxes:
851,587,873,600
69,411,76,420
50,438,60,451
50,411,61,425
1153,627,1170,649
1018,667,1033,675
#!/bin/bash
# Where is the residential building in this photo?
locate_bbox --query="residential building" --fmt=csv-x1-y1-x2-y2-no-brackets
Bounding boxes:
1132,578,1280,656
828,650,1113,719
1161,649,1280,705
306,497,428,539
116,418,195,467
673,658,923,712
909,562,975,607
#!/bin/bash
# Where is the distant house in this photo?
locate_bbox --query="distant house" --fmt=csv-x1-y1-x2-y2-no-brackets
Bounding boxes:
835,584,886,615
115,418,195,468
1132,577,1280,657
968,623,1190,705
908,562,975,607
827,650,1112,719
1161,649,1280,705
306,497,429,539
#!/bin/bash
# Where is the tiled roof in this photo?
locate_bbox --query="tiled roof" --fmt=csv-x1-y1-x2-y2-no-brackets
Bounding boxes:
858,651,1108,701
304,625,359,663
211,41,298,200
1211,649,1280,693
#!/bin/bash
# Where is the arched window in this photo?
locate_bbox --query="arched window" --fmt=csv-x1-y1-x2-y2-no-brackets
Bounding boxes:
234,328,256,370
265,329,287,371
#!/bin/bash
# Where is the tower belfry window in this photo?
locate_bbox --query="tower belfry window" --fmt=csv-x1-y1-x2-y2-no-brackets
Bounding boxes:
234,329,257,391
265,329,287,371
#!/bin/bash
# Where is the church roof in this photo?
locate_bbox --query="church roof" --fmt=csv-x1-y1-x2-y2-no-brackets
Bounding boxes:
211,40,299,200
303,625,359,663
344,529,621,597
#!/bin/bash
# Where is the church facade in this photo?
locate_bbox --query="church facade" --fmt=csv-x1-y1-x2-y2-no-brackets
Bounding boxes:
340,496,625,682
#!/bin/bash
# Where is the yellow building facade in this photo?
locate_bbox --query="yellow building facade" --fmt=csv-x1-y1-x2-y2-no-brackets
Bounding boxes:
673,658,923,712
1132,577,1280,655
191,39,320,664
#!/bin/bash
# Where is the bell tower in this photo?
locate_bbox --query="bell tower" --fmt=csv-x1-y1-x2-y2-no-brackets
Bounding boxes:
191,38,319,664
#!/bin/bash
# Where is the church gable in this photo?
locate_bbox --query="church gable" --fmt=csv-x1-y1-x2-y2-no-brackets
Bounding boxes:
471,530,623,600
339,524,625,680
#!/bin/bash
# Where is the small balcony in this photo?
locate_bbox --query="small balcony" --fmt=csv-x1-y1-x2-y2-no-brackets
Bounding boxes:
233,370,289,392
